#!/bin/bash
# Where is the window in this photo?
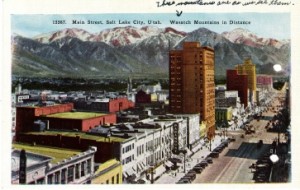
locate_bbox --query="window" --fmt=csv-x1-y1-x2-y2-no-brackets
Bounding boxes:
54,172,60,184
67,166,74,182
87,159,91,174
61,169,66,184
116,174,120,184
106,179,109,184
112,176,115,184
47,175,53,184
81,162,86,177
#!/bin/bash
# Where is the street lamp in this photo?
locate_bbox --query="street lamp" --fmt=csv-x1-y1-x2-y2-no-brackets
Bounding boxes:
222,120,227,139
269,154,279,182
179,149,187,173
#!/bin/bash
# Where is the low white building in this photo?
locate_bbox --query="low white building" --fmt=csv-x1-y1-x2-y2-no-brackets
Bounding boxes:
11,146,97,184
115,117,188,182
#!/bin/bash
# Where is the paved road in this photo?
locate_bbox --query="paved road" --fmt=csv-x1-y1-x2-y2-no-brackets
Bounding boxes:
193,90,284,183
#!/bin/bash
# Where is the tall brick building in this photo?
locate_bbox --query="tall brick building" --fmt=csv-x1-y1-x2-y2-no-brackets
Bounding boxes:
226,70,249,108
169,42,215,137
236,58,257,104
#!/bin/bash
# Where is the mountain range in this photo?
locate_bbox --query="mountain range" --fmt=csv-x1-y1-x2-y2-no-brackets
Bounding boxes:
12,26,290,78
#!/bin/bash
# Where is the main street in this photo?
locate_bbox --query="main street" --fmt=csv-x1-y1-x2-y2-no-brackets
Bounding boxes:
193,89,286,183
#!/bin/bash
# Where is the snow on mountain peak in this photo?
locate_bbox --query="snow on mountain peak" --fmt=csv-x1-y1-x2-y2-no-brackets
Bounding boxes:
34,28,95,43
222,28,289,49
32,26,185,47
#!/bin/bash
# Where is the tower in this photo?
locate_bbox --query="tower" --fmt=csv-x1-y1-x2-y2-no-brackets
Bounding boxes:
169,42,215,136
235,58,257,105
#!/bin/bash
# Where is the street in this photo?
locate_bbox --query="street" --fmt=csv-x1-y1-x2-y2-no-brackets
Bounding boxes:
192,90,285,183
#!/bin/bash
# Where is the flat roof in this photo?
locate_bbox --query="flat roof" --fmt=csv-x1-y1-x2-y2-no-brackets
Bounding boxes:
44,112,107,119
26,131,127,143
13,143,82,164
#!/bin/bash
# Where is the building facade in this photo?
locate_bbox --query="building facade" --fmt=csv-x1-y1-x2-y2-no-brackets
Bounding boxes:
227,69,249,108
15,103,117,136
12,146,97,184
74,97,134,113
257,75,273,90
15,103,74,140
169,42,215,137
92,159,123,184
236,58,257,104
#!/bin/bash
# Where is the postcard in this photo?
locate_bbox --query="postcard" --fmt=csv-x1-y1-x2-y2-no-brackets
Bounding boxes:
1,0,299,189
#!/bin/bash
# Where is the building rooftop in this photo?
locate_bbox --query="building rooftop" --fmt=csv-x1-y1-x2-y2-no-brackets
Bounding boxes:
44,112,107,119
25,130,127,143
12,143,81,164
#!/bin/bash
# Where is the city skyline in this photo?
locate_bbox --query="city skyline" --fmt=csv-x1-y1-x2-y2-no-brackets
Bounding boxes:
12,13,290,40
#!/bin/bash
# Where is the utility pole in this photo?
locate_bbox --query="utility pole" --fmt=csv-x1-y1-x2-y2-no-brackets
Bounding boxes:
19,149,27,184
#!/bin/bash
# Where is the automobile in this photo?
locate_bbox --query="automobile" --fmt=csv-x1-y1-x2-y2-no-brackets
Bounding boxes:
221,141,229,147
209,152,219,158
188,170,197,174
257,140,263,148
228,137,236,142
254,172,268,180
213,147,223,153
180,176,194,182
199,161,209,167
177,179,191,184
216,145,225,152
216,144,225,150
192,166,203,173
205,157,213,164
185,173,196,180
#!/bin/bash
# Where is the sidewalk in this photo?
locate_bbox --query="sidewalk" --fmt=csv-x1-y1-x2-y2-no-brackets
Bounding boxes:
154,135,226,184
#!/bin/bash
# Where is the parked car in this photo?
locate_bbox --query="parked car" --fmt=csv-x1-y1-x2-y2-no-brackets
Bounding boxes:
228,137,236,142
205,157,213,164
257,140,263,148
180,176,194,182
209,152,219,158
222,141,229,147
192,166,203,173
198,161,208,167
213,147,223,153
177,179,191,184
185,173,196,180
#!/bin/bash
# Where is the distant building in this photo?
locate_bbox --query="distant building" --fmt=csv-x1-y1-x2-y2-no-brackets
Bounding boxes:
227,69,248,108
15,103,74,140
136,83,162,94
235,58,257,104
257,75,273,90
74,97,134,113
135,90,151,104
12,144,97,184
15,103,117,140
215,107,233,128
169,42,216,138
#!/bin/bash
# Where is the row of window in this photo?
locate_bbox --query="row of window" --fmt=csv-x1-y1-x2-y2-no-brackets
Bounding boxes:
137,144,145,156
122,155,134,165
122,143,134,154
105,174,120,184
46,159,91,184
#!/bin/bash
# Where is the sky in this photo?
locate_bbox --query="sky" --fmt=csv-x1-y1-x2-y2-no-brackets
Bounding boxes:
11,13,290,40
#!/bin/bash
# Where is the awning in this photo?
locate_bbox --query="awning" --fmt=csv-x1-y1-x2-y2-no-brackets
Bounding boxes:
125,168,135,177
154,165,166,178
185,148,193,157
169,157,182,163
141,163,145,170
123,172,128,178
165,161,173,168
